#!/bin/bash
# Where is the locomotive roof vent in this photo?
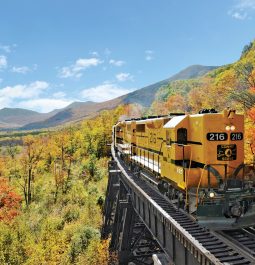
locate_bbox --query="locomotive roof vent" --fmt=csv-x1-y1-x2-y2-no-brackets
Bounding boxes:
198,108,218,114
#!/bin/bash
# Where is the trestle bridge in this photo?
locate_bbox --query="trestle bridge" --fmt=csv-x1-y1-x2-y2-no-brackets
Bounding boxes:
101,146,255,265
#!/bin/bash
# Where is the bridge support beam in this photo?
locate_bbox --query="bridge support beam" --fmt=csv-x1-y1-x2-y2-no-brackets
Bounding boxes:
102,160,166,264
101,160,120,239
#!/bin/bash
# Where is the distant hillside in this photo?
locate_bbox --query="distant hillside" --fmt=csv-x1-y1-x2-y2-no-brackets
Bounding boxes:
0,108,57,128
21,98,123,130
120,65,217,107
169,65,217,80
0,65,216,130
65,101,96,109
149,40,255,114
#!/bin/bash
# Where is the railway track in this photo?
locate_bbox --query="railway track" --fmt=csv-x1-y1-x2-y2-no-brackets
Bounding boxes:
218,228,255,260
117,155,254,264
132,175,253,264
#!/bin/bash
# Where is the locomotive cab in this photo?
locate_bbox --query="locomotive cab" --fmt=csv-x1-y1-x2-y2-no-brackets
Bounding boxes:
190,110,254,229
162,109,255,229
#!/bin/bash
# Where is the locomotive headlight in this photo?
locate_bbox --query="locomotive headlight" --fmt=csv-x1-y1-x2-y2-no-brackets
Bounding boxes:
230,125,235,131
226,125,235,131
209,191,215,198
225,125,231,131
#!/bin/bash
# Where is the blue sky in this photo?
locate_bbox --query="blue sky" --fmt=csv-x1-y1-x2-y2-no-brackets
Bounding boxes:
0,0,255,112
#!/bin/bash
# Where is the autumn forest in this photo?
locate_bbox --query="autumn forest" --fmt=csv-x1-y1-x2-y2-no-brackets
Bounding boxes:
0,41,255,265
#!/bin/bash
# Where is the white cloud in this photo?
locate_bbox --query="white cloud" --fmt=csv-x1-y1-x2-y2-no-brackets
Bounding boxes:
75,58,101,69
0,81,48,99
90,51,99,57
116,72,134,82
231,11,248,19
81,83,134,102
18,98,72,113
0,55,7,69
0,97,11,108
145,50,154,61
11,66,31,74
0,45,11,53
59,57,102,78
236,0,255,9
0,81,49,111
53,91,66,98
229,0,255,19
0,81,73,112
109,59,125,67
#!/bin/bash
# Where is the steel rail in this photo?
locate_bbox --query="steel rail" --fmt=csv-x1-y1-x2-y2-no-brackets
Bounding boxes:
219,229,255,259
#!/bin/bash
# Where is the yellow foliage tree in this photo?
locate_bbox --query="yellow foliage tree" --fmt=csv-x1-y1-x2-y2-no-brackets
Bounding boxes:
165,94,186,112
19,136,45,205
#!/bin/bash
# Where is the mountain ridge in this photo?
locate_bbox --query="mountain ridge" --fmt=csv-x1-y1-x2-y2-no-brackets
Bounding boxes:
0,64,218,130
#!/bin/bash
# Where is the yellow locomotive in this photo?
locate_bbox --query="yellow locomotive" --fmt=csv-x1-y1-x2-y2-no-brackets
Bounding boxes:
113,109,255,229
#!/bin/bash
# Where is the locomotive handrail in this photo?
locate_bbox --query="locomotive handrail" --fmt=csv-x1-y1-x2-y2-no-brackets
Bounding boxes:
232,163,245,179
186,150,192,207
196,163,237,205
196,164,207,206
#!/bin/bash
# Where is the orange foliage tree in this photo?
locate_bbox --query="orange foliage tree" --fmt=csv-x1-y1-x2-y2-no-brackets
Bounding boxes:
150,101,168,115
165,94,186,112
124,104,143,118
187,87,206,112
247,86,255,161
0,178,21,222
243,80,255,163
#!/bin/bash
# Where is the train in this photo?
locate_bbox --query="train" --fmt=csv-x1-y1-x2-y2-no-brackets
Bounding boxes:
113,108,255,230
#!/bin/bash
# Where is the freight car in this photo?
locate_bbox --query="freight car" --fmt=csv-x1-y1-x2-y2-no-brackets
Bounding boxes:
113,109,255,230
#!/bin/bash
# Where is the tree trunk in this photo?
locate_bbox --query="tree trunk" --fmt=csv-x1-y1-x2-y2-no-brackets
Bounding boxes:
27,168,32,205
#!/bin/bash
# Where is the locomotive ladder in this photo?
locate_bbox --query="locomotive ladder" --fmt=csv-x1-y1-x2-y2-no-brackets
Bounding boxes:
101,145,253,265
